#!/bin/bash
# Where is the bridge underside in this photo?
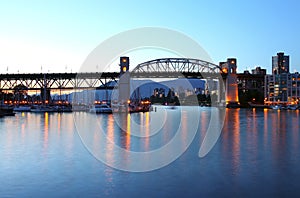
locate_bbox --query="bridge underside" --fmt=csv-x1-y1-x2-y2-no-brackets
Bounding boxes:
0,73,119,91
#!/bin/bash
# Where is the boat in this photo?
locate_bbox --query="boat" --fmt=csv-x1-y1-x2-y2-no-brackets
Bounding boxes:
129,102,151,113
31,105,56,113
226,102,240,108
167,106,177,110
270,105,281,110
0,106,16,116
248,102,270,109
89,104,112,113
53,105,73,112
1,110,16,116
13,106,32,112
287,105,297,110
111,103,128,113
111,100,151,113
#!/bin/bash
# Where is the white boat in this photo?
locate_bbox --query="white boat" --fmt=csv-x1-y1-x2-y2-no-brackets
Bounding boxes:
13,106,32,112
271,105,281,110
89,104,112,113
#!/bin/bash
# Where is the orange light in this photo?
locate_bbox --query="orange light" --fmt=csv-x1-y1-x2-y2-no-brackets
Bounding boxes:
122,58,127,63
127,100,131,104
222,68,228,74
122,66,127,72
45,100,49,104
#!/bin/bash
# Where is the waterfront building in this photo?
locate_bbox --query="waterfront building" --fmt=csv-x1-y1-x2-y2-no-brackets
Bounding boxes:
265,72,300,105
237,67,266,105
265,52,300,105
251,66,266,75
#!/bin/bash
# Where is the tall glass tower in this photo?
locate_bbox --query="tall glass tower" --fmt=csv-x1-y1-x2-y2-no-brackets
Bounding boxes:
272,52,289,74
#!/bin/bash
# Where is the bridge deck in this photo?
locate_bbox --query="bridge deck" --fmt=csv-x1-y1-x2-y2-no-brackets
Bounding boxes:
0,72,226,91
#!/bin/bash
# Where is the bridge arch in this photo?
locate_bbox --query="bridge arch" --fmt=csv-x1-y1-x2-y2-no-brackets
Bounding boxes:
132,58,223,74
130,57,239,107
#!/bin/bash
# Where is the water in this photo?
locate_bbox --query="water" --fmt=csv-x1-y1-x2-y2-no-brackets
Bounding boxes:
0,108,300,197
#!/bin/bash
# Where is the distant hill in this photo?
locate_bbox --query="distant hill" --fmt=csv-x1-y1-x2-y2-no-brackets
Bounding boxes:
67,78,205,103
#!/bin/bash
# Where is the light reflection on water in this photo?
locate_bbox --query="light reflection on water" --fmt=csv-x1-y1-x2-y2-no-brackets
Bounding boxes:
0,108,300,197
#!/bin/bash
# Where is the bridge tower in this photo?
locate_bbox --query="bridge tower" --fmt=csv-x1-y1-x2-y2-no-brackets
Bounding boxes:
119,57,130,104
220,58,239,107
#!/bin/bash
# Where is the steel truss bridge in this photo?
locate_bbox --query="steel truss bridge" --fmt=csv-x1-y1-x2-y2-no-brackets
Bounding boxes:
0,58,226,91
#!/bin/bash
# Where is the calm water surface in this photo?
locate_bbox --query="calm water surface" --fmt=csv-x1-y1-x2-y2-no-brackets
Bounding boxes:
0,108,300,197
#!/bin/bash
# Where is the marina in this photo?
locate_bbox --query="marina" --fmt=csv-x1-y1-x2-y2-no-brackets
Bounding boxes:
1,108,300,197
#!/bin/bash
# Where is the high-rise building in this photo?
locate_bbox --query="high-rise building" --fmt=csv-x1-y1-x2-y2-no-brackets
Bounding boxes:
272,52,289,74
265,53,300,106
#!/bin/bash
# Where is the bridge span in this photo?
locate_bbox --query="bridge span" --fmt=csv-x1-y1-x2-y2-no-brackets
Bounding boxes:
0,57,239,106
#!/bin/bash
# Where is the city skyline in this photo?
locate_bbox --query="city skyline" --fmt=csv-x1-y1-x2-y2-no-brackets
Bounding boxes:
0,0,300,74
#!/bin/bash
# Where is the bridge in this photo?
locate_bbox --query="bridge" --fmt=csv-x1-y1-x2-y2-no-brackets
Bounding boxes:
0,57,239,106
0,72,120,90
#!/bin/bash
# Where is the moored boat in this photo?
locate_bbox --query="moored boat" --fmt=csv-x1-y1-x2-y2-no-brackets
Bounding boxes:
0,106,16,116
111,103,128,113
129,101,151,113
248,102,270,109
270,105,281,110
89,104,112,113
287,105,297,110
13,106,32,112
31,105,56,113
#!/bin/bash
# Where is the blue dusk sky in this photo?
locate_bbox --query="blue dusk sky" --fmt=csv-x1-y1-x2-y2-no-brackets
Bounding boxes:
0,0,299,73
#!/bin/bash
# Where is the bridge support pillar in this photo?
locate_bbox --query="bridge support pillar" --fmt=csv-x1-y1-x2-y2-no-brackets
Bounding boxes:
41,74,51,104
217,78,226,106
118,57,130,106
220,58,239,107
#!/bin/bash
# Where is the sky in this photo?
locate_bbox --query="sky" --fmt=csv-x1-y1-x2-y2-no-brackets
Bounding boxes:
0,0,300,74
